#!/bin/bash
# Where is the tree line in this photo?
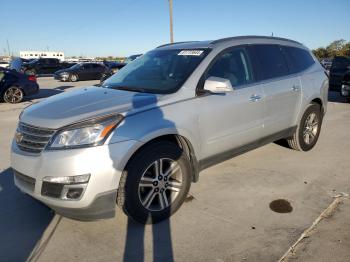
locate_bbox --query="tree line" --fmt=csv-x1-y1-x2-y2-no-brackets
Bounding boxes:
312,39,350,60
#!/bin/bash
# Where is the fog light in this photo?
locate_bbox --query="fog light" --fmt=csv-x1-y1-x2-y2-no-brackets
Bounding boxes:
66,188,84,199
43,174,90,184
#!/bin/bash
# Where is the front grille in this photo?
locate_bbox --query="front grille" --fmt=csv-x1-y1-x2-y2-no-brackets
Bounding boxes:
16,122,55,154
41,182,64,198
13,169,36,192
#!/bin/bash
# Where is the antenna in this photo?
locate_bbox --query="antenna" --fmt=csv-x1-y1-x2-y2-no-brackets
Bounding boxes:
6,39,11,57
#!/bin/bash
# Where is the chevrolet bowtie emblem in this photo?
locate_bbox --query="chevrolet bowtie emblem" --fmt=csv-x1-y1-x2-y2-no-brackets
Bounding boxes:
15,132,23,143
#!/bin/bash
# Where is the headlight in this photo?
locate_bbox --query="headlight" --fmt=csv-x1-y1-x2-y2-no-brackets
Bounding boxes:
48,114,123,149
60,72,69,76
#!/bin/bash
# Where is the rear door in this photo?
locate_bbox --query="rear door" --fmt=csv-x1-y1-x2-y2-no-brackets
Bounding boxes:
92,64,105,79
251,44,301,136
197,46,264,161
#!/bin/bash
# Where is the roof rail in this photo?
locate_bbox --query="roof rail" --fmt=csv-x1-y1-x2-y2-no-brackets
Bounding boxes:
210,36,302,45
157,41,199,48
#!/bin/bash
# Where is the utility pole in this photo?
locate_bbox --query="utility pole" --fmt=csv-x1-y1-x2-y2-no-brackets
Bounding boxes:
168,0,174,43
6,39,11,57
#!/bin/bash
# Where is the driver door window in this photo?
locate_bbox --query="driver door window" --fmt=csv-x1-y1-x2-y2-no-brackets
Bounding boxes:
206,47,254,89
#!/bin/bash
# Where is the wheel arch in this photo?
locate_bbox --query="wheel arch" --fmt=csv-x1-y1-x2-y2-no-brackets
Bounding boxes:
311,97,324,112
342,72,350,83
2,84,25,97
123,134,200,183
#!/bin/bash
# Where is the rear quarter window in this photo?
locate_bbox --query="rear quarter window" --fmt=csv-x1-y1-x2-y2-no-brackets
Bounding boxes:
282,46,315,74
253,44,289,80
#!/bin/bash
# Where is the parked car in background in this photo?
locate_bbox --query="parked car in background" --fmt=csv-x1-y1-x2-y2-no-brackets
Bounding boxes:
100,55,143,83
100,62,126,83
20,58,32,64
0,68,39,103
0,61,10,68
21,58,75,75
11,36,328,224
320,58,332,70
124,54,142,64
54,63,106,82
329,56,350,100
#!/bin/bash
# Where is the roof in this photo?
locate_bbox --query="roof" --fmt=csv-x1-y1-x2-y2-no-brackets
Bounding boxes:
156,35,303,50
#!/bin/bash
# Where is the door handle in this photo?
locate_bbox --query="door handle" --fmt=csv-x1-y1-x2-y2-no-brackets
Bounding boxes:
291,85,300,92
250,94,262,102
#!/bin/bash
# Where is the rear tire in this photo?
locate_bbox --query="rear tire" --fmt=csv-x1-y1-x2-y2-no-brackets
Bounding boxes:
117,141,191,224
3,86,24,103
287,103,322,151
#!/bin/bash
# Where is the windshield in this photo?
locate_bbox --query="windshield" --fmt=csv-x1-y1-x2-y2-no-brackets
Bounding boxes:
70,63,82,69
28,59,39,64
103,49,209,94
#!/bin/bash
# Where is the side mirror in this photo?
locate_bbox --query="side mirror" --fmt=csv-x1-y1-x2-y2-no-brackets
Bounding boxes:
203,76,234,93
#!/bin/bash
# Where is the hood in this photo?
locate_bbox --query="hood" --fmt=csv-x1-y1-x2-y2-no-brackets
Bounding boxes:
21,86,167,129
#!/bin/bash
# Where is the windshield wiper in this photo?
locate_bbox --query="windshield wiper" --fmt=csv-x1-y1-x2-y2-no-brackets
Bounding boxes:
108,86,148,93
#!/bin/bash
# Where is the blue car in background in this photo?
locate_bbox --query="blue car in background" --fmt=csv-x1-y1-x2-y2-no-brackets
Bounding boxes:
0,68,39,103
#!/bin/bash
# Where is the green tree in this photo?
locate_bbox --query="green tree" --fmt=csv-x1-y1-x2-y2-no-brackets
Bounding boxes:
326,39,347,57
340,42,350,57
313,47,329,60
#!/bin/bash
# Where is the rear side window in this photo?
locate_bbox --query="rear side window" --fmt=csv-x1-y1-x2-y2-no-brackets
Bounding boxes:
253,45,289,80
83,64,93,69
48,59,57,64
282,46,315,74
92,64,104,69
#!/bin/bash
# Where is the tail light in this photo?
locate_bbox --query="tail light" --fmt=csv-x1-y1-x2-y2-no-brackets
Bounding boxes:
28,75,37,82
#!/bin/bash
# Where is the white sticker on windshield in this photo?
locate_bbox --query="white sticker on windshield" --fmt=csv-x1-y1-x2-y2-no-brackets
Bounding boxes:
178,50,204,56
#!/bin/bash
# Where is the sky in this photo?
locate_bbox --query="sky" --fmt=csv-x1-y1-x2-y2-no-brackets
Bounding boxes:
1,0,349,57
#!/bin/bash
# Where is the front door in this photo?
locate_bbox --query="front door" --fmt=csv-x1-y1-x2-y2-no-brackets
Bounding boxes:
197,46,264,161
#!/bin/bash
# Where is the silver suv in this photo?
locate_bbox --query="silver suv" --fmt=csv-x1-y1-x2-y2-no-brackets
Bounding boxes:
11,36,328,224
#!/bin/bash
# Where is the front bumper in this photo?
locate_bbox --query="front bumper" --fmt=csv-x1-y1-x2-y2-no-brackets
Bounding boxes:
11,139,141,220
48,190,118,221
54,74,68,81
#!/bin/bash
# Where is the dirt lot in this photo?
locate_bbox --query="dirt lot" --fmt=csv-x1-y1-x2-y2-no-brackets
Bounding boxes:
0,77,349,262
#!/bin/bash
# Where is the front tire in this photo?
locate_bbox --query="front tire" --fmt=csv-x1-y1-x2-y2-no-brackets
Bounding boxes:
69,74,78,82
287,103,322,151
3,86,24,103
117,141,192,224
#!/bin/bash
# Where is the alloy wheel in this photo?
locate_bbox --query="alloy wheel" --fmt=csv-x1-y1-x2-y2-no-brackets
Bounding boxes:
303,112,318,145
4,87,23,103
138,158,182,211
70,74,78,82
